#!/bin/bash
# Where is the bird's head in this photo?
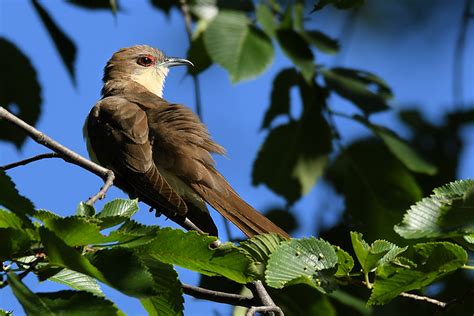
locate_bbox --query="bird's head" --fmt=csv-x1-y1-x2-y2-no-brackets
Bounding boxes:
102,45,193,97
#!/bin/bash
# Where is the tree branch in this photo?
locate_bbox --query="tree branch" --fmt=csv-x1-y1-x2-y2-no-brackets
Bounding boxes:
247,280,282,315
246,306,284,316
182,283,257,307
1,153,61,170
400,292,447,309
179,0,203,120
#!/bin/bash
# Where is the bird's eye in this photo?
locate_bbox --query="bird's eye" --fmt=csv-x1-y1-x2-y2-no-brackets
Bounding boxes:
137,55,154,67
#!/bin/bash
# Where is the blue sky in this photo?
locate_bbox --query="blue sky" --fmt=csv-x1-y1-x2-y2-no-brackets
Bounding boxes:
1,0,473,315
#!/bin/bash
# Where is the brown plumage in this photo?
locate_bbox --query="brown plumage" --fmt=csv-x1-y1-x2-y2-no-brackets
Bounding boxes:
85,45,289,238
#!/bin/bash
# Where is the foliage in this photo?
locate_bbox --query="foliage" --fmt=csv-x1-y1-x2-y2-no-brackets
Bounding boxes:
1,0,473,315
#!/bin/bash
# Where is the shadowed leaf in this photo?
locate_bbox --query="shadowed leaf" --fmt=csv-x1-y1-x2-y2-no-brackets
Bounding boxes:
32,0,77,84
0,170,35,220
276,29,315,82
0,38,41,148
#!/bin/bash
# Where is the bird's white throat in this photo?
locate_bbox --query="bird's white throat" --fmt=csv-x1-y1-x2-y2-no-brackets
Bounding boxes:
131,67,169,98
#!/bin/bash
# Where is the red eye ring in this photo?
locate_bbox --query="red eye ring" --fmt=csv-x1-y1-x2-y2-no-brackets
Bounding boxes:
137,55,155,67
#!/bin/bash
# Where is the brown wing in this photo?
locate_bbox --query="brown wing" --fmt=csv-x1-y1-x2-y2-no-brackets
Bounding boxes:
143,99,290,238
86,96,188,215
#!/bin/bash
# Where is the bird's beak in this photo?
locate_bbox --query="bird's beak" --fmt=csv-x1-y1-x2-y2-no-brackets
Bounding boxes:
160,57,194,68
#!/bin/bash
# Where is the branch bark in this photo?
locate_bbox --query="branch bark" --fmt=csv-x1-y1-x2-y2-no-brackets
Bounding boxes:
182,283,257,307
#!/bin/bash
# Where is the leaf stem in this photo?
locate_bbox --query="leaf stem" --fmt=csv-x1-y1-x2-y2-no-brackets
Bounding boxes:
462,265,474,270
364,272,372,289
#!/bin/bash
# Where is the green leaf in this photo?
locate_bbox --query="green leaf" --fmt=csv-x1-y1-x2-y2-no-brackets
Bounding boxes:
0,228,33,261
313,0,365,11
0,209,24,229
326,140,422,242
254,102,332,204
256,3,276,37
48,268,103,297
40,216,108,246
9,273,123,316
32,0,77,84
350,232,406,273
0,38,41,148
276,29,315,82
334,247,354,277
204,10,274,83
106,220,160,248
7,272,53,315
95,198,139,228
77,202,95,216
0,170,35,220
240,233,286,265
302,30,339,54
140,258,184,316
395,179,474,239
39,227,106,282
265,238,338,290
354,117,437,175
140,228,257,283
88,248,156,298
261,68,301,129
369,242,467,305
322,67,392,114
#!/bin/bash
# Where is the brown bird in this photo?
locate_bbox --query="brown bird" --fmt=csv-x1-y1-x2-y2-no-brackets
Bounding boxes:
85,45,289,239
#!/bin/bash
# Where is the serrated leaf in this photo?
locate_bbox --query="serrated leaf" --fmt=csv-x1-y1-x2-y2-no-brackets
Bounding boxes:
240,233,286,264
369,242,467,305
354,117,437,175
32,0,76,84
140,228,257,283
0,39,41,148
334,247,354,277
395,179,474,239
350,232,406,273
76,202,95,216
302,30,339,54
256,3,276,37
0,170,35,221
48,268,103,296
322,67,392,114
204,10,274,83
95,199,139,228
106,220,160,248
140,258,184,316
276,29,315,82
265,238,338,290
261,68,301,129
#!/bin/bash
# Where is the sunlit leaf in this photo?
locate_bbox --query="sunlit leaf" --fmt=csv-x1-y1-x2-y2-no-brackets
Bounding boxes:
140,228,258,283
256,3,276,37
265,238,338,291
95,198,139,228
48,268,103,297
395,179,474,239
240,233,286,265
76,202,95,217
334,247,354,277
0,38,41,148
204,10,274,83
369,242,467,305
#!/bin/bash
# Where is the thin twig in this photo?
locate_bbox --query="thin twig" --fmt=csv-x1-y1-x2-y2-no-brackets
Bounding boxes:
452,0,473,108
86,170,115,205
246,306,284,316
400,292,447,309
179,0,203,120
247,281,281,315
182,283,257,307
1,153,61,170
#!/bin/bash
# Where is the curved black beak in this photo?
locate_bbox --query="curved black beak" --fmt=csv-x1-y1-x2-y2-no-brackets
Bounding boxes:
160,57,194,68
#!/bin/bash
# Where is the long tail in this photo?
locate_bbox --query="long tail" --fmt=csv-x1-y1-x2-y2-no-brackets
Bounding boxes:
191,175,290,239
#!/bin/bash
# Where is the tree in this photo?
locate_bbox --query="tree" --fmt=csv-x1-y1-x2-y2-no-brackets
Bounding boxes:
1,0,473,315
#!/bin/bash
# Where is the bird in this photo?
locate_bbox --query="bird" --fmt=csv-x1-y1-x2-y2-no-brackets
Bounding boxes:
84,45,289,239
